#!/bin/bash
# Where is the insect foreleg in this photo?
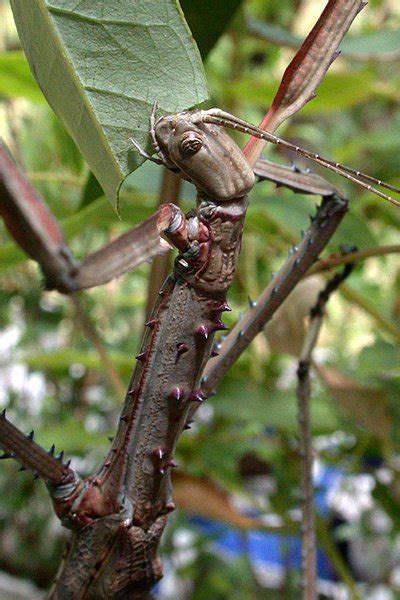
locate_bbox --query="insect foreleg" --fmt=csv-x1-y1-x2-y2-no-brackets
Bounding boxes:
253,157,342,198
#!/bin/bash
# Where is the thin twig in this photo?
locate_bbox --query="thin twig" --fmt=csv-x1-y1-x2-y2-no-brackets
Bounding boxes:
70,293,126,399
296,263,354,600
307,244,400,275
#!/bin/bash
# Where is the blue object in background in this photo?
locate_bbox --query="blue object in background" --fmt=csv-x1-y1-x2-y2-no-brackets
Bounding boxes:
188,463,344,583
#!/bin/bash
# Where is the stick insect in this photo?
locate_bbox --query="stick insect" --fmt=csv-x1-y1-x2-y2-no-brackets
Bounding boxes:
0,0,399,597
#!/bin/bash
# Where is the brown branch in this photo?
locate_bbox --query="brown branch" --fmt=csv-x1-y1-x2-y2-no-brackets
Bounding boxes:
296,263,354,600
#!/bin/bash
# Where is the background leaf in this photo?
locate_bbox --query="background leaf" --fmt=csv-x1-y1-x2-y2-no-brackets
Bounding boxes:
248,18,400,62
0,51,44,102
181,0,243,58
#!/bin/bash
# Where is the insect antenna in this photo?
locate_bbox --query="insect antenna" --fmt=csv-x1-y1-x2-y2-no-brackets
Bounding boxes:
318,163,400,195
198,109,400,208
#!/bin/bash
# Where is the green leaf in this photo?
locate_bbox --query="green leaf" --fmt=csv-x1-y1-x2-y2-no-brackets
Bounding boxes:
341,29,400,60
330,211,377,249
80,171,104,208
10,0,208,206
0,51,44,103
252,192,377,249
25,349,134,377
358,341,400,378
212,379,338,433
228,72,375,113
181,0,243,58
248,18,400,61
246,18,299,49
35,421,110,454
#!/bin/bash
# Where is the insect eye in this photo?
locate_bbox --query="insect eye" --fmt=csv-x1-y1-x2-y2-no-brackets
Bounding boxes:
179,132,203,156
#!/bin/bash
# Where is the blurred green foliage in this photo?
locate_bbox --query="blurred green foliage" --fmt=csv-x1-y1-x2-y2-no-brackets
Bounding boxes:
0,0,400,597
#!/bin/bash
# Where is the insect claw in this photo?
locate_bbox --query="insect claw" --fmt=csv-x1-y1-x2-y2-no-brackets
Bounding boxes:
26,430,34,440
48,444,55,456
1,409,6,418
128,136,164,165
107,436,114,443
